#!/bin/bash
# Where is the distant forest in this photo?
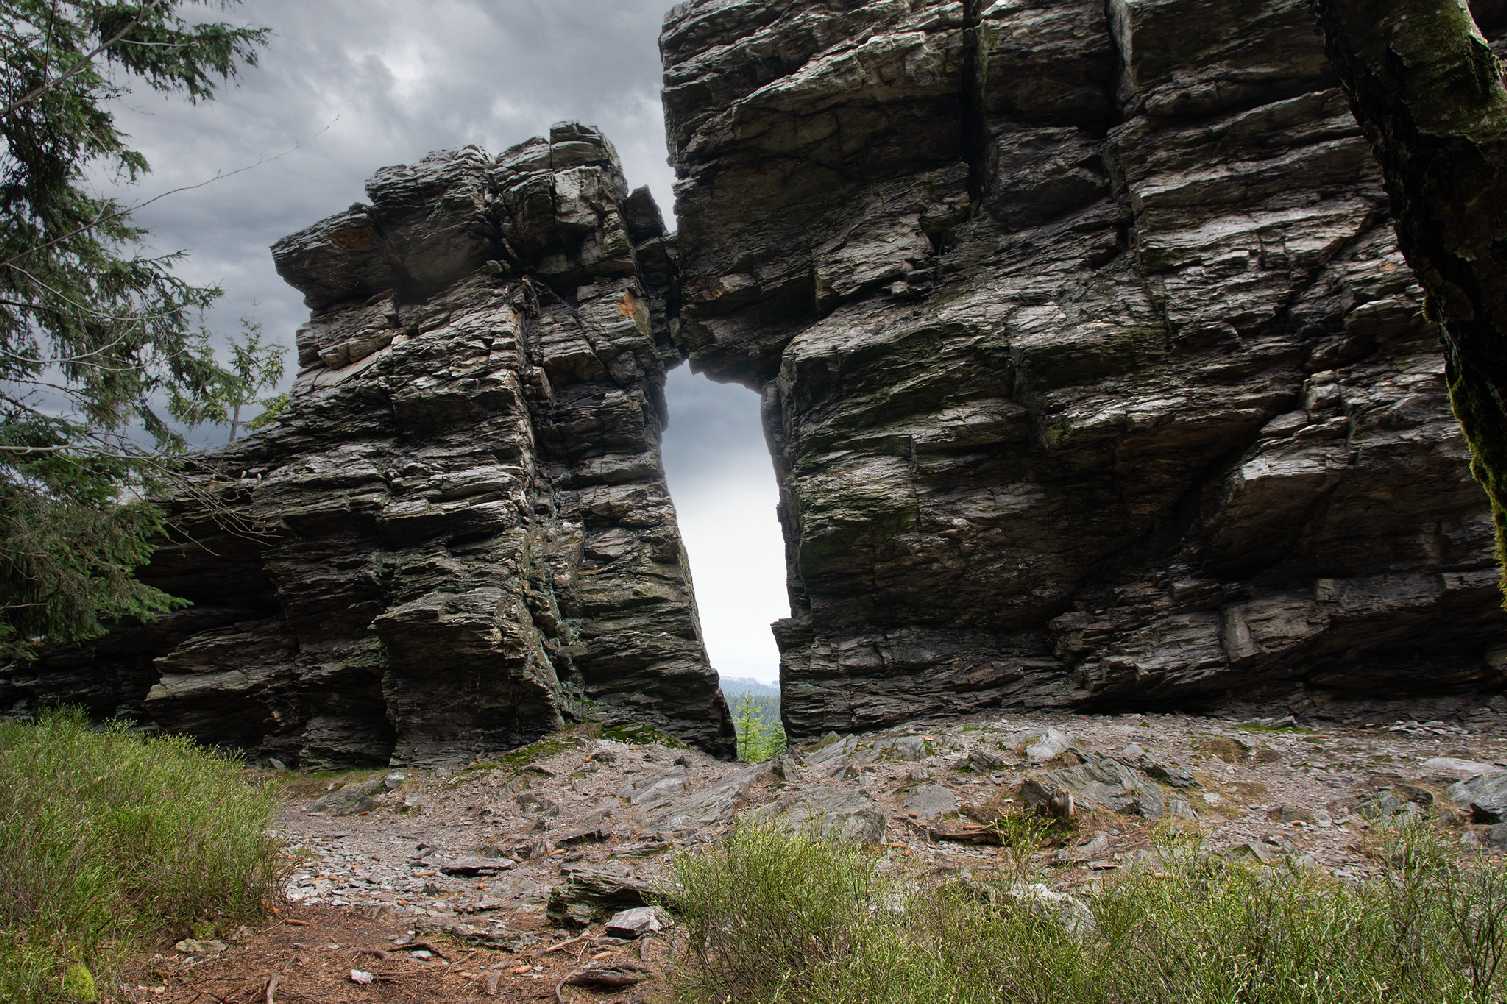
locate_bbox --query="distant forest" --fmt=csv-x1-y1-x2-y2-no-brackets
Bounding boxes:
720,677,783,762
721,676,779,725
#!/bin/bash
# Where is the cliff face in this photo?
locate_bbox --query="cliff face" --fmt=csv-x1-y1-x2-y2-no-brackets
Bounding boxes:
6,1,1505,761
661,0,1507,736
3,125,734,766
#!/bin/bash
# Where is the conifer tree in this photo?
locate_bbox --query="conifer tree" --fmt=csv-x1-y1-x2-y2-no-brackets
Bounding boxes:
0,1,272,658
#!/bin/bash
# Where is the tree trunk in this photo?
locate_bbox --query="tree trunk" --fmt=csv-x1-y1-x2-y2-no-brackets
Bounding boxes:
1313,0,1507,602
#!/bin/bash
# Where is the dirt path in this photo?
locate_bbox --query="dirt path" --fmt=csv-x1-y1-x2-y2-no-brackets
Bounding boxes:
109,706,1507,1003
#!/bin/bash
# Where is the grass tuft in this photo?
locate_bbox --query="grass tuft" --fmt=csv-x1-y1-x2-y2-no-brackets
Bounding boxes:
666,819,1507,1004
0,709,280,1002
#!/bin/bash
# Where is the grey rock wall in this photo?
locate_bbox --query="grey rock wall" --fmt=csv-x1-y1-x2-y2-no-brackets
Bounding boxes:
3,125,734,766
661,0,1507,737
8,1,1505,758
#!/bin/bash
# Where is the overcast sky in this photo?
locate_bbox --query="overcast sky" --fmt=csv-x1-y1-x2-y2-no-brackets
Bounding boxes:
108,0,788,684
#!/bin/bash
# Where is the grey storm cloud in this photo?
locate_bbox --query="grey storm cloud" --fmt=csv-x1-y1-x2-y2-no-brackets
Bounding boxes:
101,0,788,682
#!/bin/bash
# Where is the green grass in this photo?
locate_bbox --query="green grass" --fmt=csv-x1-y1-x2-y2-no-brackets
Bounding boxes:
664,820,1507,1004
0,710,281,1002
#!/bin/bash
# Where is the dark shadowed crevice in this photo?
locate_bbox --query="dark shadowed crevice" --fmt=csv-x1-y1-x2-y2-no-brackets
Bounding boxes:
960,0,988,205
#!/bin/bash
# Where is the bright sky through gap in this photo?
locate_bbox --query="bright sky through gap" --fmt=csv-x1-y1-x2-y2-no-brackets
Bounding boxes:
99,0,789,685
661,368,788,685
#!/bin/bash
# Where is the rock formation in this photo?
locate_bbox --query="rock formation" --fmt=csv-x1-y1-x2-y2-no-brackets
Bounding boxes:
6,0,1507,761
2,125,734,766
660,0,1507,737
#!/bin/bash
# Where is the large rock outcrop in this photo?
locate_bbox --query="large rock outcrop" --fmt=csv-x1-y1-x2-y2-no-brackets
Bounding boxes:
2,125,734,766
8,1,1507,760
661,0,1507,736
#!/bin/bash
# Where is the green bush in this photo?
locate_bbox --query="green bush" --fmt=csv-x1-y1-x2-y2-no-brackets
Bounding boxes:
0,710,280,1002
665,823,879,1001
666,820,1507,1004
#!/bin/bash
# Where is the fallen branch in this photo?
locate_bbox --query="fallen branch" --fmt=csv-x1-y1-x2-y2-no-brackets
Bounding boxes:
263,974,280,1004
540,932,592,955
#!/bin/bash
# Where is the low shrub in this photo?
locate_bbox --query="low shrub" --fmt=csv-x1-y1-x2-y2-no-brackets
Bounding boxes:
666,820,1507,1004
0,709,281,1002
993,809,1076,879
665,823,879,1001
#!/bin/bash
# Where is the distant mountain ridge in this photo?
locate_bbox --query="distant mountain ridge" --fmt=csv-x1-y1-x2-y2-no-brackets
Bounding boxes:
720,676,779,699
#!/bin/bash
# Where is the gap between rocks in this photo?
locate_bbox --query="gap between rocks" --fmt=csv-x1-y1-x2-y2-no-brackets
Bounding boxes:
960,0,988,205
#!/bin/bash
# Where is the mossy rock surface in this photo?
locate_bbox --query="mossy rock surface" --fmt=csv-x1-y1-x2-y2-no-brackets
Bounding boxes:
601,723,689,749
458,734,583,776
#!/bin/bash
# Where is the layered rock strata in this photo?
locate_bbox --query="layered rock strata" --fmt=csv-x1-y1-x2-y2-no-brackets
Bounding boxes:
8,0,1507,759
4,125,734,766
661,0,1507,736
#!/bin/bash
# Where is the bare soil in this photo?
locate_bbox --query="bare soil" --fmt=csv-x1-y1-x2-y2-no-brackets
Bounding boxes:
106,706,1507,1003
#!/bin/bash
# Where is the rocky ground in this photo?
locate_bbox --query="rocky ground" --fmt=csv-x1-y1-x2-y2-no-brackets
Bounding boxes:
110,706,1507,1003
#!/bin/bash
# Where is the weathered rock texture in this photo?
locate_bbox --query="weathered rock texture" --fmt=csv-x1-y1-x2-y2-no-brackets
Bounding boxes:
661,0,1507,737
8,1,1506,759
3,125,734,766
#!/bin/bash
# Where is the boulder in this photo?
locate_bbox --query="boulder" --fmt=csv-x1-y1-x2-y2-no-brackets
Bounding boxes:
563,962,651,992
604,906,668,939
1450,772,1507,823
758,787,889,845
546,863,655,929
1362,786,1435,823
904,783,960,821
1423,757,1501,780
307,773,405,816
1004,883,1097,938
1024,728,1074,765
1022,755,1166,818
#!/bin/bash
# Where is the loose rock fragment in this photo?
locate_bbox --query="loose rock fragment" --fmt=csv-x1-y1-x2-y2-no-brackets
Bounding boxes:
564,962,651,991
604,906,668,939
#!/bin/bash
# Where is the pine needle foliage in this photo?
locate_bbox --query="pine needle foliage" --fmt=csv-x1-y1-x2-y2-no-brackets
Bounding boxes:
732,692,787,763
0,1,273,659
